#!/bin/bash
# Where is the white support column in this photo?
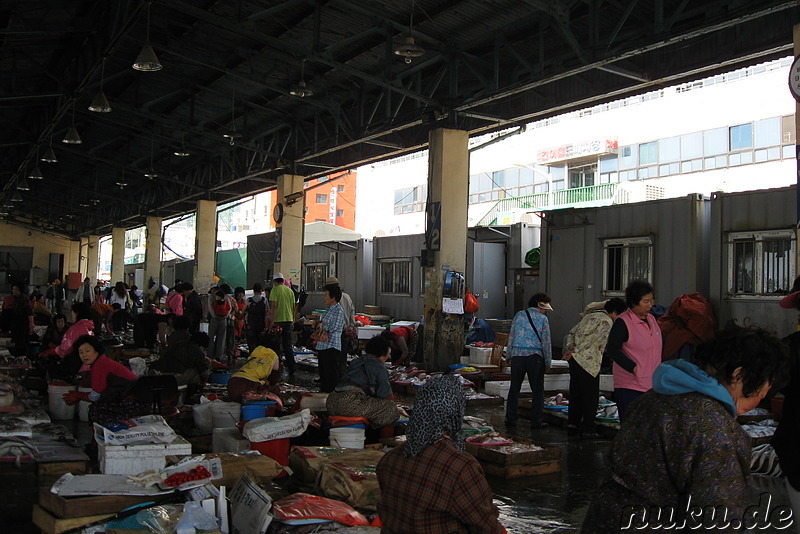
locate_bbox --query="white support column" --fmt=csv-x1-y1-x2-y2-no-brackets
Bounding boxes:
110,227,125,284
194,200,217,293
274,174,306,286
422,128,470,371
145,216,163,287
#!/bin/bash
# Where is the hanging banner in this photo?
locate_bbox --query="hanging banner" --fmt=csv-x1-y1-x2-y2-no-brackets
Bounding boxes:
329,186,338,224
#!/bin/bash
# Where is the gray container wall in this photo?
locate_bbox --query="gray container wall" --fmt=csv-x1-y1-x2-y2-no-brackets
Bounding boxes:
542,194,710,347
302,241,369,314
709,186,797,337
247,232,275,290
373,234,425,320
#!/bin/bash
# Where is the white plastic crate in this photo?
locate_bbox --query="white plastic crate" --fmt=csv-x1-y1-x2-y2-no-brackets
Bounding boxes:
97,435,192,475
483,375,571,397
213,427,251,453
468,346,493,364
357,326,385,340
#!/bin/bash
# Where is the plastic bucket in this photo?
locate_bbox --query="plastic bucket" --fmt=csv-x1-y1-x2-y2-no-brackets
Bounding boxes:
193,402,215,433
329,427,365,449
211,401,241,428
250,438,290,465
209,372,232,385
47,383,76,420
243,400,277,418
77,387,93,422
241,404,267,421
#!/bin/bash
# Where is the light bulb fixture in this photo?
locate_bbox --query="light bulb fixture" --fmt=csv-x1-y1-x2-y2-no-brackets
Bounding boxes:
132,3,162,71
289,60,314,97
222,89,241,145
28,165,44,180
115,181,127,188
11,192,23,202
174,133,190,156
393,0,425,63
42,133,57,162
145,135,159,178
393,34,425,64
16,178,30,191
88,58,112,112
62,101,82,144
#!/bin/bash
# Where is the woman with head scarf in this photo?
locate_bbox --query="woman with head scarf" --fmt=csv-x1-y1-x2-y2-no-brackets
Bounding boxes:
376,375,505,534
775,277,800,525
581,324,788,532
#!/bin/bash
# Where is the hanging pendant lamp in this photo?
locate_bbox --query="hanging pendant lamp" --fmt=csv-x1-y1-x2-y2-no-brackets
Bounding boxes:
133,3,162,71
62,101,82,144
393,0,425,64
89,58,112,112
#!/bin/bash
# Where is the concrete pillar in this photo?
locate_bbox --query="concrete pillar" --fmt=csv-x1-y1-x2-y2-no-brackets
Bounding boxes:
145,216,163,286
110,227,125,284
422,128,470,371
274,174,305,285
194,200,217,292
85,234,100,282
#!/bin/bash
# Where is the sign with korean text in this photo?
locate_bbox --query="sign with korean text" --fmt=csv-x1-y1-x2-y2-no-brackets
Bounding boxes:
536,138,618,164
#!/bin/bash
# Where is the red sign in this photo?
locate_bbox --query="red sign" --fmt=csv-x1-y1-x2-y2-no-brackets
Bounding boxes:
536,138,618,164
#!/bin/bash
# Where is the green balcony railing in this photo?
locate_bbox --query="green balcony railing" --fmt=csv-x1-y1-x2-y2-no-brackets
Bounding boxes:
477,183,617,226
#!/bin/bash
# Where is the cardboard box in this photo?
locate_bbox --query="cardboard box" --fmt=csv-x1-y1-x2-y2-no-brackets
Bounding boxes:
38,488,153,519
204,452,284,488
319,461,381,512
288,446,384,489
466,438,562,479
97,435,192,475
32,504,114,534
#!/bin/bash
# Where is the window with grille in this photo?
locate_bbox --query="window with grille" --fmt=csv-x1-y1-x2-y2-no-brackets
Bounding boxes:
379,259,412,295
602,237,653,294
305,263,329,293
728,230,795,297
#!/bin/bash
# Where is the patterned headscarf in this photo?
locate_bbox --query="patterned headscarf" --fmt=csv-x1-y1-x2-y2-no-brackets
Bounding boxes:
404,375,465,457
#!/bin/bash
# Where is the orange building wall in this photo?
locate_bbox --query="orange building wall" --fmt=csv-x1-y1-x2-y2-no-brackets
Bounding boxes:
302,170,357,230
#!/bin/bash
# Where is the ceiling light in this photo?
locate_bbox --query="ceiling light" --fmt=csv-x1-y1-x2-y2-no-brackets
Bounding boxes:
16,178,30,191
41,147,57,163
133,4,162,71
11,192,23,202
144,170,158,178
62,101,82,144
0,211,8,217
115,181,127,188
174,133,190,156
393,34,425,64
89,58,112,112
290,60,314,97
88,91,111,113
79,202,90,208
222,88,241,145
145,136,159,177
290,80,313,98
394,1,424,64
90,198,100,205
28,165,43,180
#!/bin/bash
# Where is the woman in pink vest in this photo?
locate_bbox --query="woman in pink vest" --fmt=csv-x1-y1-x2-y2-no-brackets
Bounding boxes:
606,280,662,421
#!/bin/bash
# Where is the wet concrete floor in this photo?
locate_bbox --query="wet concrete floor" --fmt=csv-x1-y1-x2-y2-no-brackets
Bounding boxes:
47,368,798,533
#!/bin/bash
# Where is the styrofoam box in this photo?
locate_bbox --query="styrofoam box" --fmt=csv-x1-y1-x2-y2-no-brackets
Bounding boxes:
390,321,418,330
97,435,192,475
357,326,385,340
213,427,251,454
484,375,571,397
599,374,614,392
468,346,493,364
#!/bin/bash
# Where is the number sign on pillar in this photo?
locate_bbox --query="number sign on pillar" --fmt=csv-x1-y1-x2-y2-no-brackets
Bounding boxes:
329,186,337,224
274,227,282,263
425,201,442,251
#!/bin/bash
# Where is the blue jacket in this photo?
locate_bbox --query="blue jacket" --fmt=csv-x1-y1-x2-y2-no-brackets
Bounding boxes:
652,359,736,416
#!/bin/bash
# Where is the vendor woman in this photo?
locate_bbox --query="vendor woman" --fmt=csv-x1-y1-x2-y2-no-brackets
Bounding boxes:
62,335,147,425
326,333,405,427
226,335,281,403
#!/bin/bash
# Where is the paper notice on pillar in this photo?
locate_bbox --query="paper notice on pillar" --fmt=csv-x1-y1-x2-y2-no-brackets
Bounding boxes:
229,474,273,534
442,298,464,315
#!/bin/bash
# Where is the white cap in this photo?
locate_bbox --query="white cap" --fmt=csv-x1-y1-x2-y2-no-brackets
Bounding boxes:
537,302,554,311
273,272,284,280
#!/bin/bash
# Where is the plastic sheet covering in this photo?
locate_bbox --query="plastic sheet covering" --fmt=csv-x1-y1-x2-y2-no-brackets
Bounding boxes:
272,493,369,526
